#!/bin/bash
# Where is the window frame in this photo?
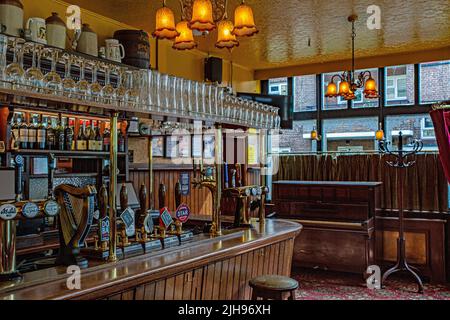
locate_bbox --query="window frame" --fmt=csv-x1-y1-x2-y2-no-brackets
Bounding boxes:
262,60,450,153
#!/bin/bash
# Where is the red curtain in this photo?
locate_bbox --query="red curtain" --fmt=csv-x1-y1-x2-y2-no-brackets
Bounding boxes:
430,109,450,183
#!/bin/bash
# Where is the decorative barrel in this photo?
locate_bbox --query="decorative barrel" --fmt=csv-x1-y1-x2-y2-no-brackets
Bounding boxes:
113,29,150,69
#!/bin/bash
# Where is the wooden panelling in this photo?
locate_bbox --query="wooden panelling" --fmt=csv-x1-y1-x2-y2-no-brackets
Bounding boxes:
130,169,261,216
130,169,212,215
103,239,294,301
375,216,447,283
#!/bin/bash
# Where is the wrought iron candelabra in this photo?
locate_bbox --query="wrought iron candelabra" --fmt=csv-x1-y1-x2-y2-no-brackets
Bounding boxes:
378,131,424,294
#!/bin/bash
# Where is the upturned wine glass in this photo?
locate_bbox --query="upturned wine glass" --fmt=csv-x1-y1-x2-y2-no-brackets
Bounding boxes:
76,58,90,100
24,43,44,92
5,38,26,89
43,48,62,94
101,63,115,104
88,61,102,102
61,53,76,97
114,67,127,106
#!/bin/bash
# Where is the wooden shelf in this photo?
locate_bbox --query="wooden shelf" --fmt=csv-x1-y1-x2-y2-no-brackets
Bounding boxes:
10,149,127,158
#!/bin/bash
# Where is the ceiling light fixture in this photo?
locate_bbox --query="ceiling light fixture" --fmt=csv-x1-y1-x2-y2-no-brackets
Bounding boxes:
153,0,258,51
325,15,379,101
153,0,180,40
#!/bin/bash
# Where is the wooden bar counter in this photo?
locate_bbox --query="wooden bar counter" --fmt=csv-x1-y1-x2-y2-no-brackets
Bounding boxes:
0,219,302,300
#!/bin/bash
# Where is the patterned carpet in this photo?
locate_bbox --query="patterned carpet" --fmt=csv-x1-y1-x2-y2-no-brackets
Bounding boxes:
292,268,450,300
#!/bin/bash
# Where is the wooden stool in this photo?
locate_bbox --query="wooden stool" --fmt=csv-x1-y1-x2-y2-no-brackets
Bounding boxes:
249,275,299,300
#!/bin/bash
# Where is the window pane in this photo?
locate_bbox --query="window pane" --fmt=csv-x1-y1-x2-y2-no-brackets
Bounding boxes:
268,78,288,96
271,120,317,154
293,75,317,112
323,72,347,110
385,65,415,106
385,114,438,151
322,117,378,152
420,60,450,104
352,68,379,109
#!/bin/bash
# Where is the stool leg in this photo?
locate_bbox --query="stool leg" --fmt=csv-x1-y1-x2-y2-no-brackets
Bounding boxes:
289,290,296,301
251,289,258,301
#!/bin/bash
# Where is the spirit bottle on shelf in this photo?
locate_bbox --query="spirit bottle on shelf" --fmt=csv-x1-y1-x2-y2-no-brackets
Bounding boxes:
37,114,47,150
19,114,29,150
95,121,103,151
28,115,38,150
103,122,111,152
46,117,56,150
118,123,125,153
56,115,65,151
88,120,96,151
65,119,75,151
76,120,87,151
11,113,20,150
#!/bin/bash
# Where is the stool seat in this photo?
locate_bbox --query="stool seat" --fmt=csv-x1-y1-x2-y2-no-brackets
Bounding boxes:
249,275,299,300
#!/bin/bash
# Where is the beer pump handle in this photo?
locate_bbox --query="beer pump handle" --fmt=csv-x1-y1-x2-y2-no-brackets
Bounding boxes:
224,163,229,189
139,183,148,214
48,153,56,199
175,181,182,209
14,155,24,202
235,164,242,187
159,183,166,210
99,185,108,219
120,183,128,211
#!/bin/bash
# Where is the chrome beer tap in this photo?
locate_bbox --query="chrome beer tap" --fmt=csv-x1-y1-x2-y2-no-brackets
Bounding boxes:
0,155,60,281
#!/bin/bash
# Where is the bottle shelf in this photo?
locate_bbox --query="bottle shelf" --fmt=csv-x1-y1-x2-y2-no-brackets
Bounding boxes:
10,149,127,158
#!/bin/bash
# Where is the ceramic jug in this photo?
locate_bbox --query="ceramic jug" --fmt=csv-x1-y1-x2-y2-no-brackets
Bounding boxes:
46,12,66,49
0,0,24,37
26,17,47,44
76,23,98,57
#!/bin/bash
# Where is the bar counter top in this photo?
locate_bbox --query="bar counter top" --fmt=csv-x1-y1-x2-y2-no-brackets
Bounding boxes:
0,219,302,300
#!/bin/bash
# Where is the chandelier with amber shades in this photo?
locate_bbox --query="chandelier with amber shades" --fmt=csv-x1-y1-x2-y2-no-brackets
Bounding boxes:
153,0,258,51
325,15,379,101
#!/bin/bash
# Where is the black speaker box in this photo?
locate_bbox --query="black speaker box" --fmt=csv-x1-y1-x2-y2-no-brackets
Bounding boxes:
205,57,223,84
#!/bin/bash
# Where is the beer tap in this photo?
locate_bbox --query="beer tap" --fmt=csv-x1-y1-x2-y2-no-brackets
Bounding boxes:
136,183,153,243
0,155,60,281
94,185,110,252
117,184,131,248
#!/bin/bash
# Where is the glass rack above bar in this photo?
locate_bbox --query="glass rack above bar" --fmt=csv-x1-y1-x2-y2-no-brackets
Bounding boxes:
0,34,280,130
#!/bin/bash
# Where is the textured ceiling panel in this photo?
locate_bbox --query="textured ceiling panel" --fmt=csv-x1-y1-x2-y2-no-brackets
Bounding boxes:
69,0,450,71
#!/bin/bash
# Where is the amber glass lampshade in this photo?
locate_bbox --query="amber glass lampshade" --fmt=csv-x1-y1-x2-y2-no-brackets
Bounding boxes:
344,89,356,101
311,129,318,141
376,129,385,141
189,0,216,32
153,5,179,40
325,82,338,97
338,81,350,96
216,20,239,49
232,1,258,37
173,21,197,50
364,77,379,99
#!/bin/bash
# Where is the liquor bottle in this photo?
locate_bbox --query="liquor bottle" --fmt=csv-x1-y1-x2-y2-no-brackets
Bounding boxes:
56,115,65,151
95,121,103,151
88,121,96,151
118,123,125,153
77,120,87,151
37,114,47,150
65,119,74,151
11,113,20,150
28,115,38,150
103,122,111,152
46,117,56,150
19,114,29,150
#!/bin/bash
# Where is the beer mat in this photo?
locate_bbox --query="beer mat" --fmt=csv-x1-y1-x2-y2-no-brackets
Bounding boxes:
161,235,179,248
179,231,195,243
143,239,163,253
